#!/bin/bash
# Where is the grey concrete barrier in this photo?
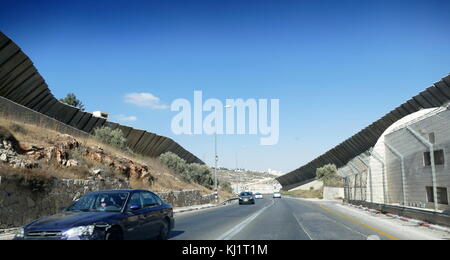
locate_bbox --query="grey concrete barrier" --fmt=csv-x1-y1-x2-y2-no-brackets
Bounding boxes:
348,200,450,228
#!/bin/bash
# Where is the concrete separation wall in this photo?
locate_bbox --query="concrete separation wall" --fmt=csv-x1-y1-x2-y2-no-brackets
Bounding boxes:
0,31,203,164
278,74,450,190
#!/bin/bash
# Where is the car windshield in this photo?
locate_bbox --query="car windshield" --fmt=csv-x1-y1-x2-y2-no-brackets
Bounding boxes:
240,192,252,196
66,192,129,213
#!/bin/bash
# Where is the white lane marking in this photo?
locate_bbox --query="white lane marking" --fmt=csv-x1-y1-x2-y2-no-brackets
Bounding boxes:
217,199,275,240
292,213,314,240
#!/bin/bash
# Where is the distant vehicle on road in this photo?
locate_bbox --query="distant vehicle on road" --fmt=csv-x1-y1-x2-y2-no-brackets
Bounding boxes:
273,192,282,198
254,192,263,199
14,189,174,240
239,192,255,205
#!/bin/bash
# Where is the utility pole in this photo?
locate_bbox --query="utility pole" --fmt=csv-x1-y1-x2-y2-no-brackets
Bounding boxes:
214,105,232,201
214,132,218,201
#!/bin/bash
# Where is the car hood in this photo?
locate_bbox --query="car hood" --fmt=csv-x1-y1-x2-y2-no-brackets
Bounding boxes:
25,211,118,231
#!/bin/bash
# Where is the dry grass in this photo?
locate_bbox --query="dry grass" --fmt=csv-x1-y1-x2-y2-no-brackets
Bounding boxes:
0,118,234,198
282,189,324,199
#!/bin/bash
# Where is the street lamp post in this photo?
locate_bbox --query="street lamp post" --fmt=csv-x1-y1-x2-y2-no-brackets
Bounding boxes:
214,105,232,202
214,132,218,201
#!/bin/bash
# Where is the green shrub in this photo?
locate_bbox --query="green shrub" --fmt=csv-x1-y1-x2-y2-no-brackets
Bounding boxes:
159,152,188,174
221,181,234,194
316,164,343,187
93,126,129,151
159,152,215,189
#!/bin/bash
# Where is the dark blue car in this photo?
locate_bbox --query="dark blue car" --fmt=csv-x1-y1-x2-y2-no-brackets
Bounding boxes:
14,189,174,240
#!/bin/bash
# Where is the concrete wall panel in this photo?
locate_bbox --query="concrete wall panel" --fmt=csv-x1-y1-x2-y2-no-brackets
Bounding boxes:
412,95,433,108
68,110,85,127
76,113,92,131
90,117,106,133
0,52,28,80
153,138,172,156
426,86,448,104
7,74,43,102
420,90,442,107
126,129,146,149
82,116,99,133
29,93,52,111
0,42,20,65
434,81,450,100
20,84,48,106
149,137,166,157
0,33,10,47
133,132,154,154
142,134,161,155
0,61,33,93
105,122,119,130
59,105,79,124
0,66,36,96
38,98,57,114
116,125,132,139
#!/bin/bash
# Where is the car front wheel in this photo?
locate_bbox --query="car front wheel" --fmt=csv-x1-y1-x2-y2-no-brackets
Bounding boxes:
105,227,123,240
157,220,170,240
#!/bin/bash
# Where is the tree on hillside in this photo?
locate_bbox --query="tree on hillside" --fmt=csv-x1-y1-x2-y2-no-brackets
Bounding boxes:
60,93,85,111
316,164,343,187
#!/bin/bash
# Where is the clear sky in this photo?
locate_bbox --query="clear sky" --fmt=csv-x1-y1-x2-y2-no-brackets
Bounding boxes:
1,0,449,173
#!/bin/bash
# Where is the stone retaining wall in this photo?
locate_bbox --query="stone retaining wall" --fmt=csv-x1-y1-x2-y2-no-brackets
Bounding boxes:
0,175,216,228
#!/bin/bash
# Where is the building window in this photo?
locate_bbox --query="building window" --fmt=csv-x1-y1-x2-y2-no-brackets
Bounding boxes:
426,187,449,205
423,150,445,166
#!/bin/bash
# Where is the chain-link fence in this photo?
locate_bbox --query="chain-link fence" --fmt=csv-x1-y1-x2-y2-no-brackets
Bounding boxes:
342,106,450,213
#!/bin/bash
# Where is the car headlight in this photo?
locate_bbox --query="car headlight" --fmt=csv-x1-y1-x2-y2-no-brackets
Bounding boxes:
15,227,24,238
63,225,95,239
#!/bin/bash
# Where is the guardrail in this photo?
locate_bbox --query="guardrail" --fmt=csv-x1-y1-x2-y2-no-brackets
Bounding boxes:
220,197,239,206
348,200,450,228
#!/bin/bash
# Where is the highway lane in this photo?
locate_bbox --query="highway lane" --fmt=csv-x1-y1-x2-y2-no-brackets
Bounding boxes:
170,198,273,240
170,195,447,240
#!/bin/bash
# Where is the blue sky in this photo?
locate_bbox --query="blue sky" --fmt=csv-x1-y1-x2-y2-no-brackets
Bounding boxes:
1,0,449,173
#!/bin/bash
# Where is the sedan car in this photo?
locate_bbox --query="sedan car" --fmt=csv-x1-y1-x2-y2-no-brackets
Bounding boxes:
239,192,255,205
14,189,174,240
273,192,282,198
254,192,263,199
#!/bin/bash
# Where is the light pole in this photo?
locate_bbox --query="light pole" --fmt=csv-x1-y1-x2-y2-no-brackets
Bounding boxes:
214,105,232,201
214,132,218,200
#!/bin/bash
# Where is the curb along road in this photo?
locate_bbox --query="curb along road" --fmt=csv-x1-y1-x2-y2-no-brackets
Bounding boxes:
344,203,450,234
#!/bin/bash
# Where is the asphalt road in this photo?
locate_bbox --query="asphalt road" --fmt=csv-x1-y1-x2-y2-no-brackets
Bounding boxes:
170,195,447,240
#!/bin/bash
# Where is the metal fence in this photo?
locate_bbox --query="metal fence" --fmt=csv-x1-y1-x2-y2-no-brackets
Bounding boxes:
343,106,450,213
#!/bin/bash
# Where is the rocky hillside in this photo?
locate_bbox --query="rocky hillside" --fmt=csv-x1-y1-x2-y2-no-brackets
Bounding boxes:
0,120,230,196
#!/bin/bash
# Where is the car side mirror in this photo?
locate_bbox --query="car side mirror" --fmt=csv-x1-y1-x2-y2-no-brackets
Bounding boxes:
129,205,141,211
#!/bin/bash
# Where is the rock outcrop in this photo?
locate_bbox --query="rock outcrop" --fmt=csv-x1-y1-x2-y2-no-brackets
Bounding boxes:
1,131,155,185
